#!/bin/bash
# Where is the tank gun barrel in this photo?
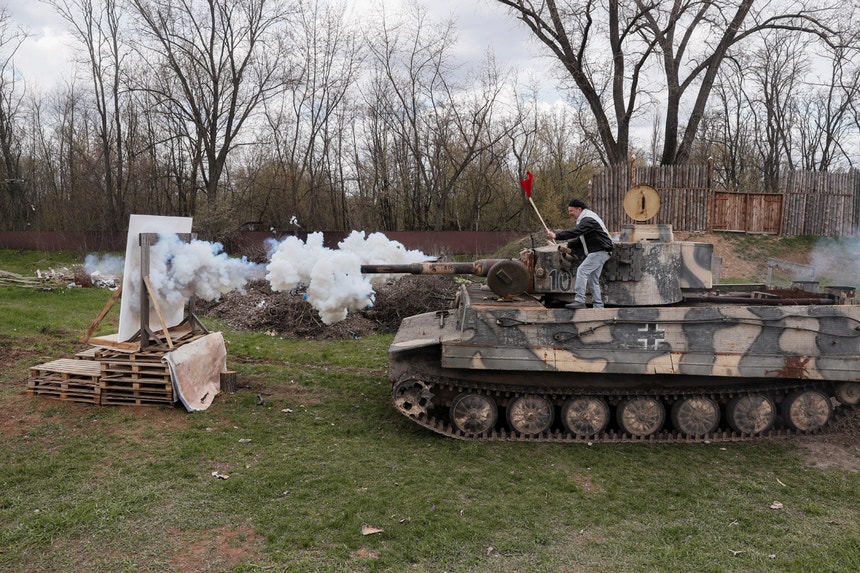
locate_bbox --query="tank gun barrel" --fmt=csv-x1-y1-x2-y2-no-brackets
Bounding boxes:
360,259,505,277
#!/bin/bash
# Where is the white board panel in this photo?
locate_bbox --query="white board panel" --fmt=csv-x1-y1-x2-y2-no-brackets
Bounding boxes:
118,214,193,342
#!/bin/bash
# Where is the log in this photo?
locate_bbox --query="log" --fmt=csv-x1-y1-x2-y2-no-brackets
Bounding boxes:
220,371,237,393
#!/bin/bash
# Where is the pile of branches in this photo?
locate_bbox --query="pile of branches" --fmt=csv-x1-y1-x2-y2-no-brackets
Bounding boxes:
199,274,461,340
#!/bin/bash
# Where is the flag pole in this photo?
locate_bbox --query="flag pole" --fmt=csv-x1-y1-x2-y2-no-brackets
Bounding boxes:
529,196,552,236
519,171,555,244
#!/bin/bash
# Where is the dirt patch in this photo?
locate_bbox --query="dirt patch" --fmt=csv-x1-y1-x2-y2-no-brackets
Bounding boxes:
796,407,860,472
169,525,270,572
570,472,604,493
0,335,43,370
797,437,860,472
351,547,379,560
0,392,53,439
676,232,759,280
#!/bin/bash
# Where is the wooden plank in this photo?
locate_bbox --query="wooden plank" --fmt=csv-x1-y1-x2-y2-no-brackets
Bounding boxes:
143,275,174,349
80,283,123,343
75,347,99,360
87,333,140,352
100,394,173,406
101,362,170,375
30,358,102,379
27,388,101,404
28,369,101,403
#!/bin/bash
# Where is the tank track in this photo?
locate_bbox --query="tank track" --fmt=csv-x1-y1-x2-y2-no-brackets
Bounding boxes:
392,374,857,444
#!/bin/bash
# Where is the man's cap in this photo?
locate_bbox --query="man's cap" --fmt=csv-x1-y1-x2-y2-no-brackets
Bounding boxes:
568,199,587,209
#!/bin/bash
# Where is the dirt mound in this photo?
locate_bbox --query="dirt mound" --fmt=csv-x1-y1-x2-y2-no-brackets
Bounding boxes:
200,274,460,339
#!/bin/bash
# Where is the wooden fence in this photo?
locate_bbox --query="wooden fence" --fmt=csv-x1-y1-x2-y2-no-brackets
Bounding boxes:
589,163,860,236
590,163,713,232
712,193,782,234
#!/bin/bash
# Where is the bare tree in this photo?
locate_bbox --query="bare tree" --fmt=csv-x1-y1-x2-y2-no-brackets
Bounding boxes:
798,43,860,171
743,30,809,191
48,0,132,227
128,0,293,211
262,0,362,231
362,4,511,230
703,58,759,191
0,7,27,229
495,0,836,166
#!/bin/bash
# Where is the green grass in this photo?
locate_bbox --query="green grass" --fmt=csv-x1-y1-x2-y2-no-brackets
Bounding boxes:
1,249,859,572
0,248,88,275
720,234,821,262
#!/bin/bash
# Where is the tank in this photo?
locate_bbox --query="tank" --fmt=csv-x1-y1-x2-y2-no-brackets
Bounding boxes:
361,188,860,442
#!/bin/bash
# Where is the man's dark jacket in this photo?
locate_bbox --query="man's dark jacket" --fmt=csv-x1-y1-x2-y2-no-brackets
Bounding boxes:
555,210,613,255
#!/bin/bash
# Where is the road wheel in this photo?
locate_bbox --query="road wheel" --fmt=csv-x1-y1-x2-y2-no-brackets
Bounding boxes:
507,395,555,435
670,396,720,437
561,397,610,437
834,382,860,406
726,394,776,434
450,393,497,435
617,397,665,437
782,390,832,432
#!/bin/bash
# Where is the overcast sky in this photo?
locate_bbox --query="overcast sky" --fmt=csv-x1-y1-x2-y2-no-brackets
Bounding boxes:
5,0,75,91
4,0,559,98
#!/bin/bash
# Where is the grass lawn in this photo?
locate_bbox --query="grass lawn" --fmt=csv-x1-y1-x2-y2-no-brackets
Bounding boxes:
0,249,858,572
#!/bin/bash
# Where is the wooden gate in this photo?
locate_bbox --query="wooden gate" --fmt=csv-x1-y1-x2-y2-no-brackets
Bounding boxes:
712,192,783,234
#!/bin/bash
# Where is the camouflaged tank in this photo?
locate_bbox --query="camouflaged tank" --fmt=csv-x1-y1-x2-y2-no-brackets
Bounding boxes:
361,193,860,442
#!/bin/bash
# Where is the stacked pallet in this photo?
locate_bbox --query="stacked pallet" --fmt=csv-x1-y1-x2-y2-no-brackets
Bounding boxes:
27,359,102,404
98,350,174,405
99,352,173,405
29,347,176,407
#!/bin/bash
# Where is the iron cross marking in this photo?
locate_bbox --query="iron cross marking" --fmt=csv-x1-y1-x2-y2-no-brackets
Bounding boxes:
637,323,666,350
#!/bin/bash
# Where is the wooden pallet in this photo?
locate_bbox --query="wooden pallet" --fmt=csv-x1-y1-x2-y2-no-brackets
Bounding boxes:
99,385,174,406
100,376,173,404
75,347,98,360
28,359,102,404
100,361,172,381
100,359,173,404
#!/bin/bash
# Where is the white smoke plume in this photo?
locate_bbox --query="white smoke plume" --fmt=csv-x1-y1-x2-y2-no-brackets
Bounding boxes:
145,233,266,308
84,253,125,278
809,236,860,285
266,231,430,324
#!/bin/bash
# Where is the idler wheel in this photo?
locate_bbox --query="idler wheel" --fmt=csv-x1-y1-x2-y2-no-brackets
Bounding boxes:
506,395,555,436
450,393,498,435
726,394,776,434
834,382,860,405
392,379,434,418
617,397,665,437
561,397,610,436
781,390,833,432
670,396,720,437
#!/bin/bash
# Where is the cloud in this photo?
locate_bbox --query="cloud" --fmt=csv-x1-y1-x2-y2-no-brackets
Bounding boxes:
6,1,76,91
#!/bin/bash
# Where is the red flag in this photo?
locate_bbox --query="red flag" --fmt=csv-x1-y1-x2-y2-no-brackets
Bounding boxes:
519,171,533,198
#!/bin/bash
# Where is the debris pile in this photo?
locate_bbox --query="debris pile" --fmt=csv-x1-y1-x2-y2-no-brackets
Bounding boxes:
0,266,120,289
199,274,461,339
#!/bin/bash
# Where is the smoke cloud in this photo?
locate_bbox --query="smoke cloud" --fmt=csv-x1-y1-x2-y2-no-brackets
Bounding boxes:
146,233,266,307
84,253,125,277
123,230,428,327
266,231,430,324
809,236,860,285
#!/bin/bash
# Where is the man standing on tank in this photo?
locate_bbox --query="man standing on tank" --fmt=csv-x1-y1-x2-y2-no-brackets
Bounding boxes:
547,199,614,309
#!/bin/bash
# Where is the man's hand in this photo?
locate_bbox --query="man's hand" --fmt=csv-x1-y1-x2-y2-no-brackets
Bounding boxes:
547,230,556,240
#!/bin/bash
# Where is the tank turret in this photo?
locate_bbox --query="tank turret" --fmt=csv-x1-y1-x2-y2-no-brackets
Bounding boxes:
362,230,714,306
366,186,860,442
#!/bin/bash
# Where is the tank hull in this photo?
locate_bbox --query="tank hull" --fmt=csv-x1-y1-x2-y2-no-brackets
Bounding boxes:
388,284,860,441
